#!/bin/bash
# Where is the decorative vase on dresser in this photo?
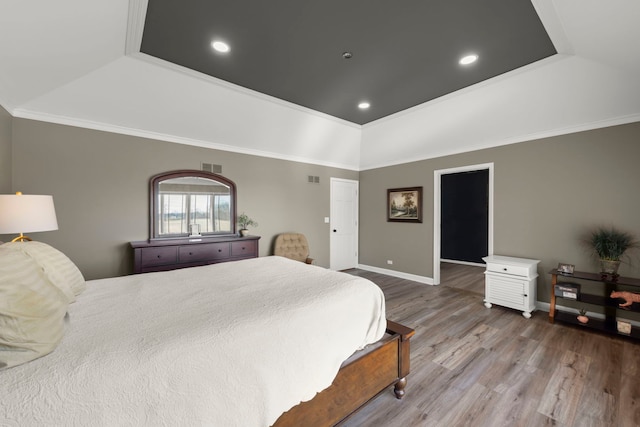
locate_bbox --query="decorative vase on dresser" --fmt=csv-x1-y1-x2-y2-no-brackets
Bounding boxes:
482,255,540,319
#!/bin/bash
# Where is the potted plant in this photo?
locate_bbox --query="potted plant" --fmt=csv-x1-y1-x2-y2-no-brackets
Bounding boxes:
588,227,638,276
237,213,258,237
577,308,589,324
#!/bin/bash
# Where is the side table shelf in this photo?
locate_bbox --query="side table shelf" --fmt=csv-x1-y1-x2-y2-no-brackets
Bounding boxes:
549,269,640,339
553,311,640,339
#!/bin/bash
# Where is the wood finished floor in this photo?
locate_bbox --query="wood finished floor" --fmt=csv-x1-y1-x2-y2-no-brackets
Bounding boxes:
338,264,640,427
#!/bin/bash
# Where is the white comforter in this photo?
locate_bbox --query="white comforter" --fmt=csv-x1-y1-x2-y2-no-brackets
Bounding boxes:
0,256,386,427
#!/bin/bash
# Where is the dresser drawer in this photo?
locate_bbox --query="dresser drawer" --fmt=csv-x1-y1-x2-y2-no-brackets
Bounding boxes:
131,236,260,274
231,240,257,257
179,243,229,263
140,246,178,267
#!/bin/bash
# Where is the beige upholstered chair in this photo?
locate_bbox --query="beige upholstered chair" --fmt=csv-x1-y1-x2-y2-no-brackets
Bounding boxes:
274,233,314,264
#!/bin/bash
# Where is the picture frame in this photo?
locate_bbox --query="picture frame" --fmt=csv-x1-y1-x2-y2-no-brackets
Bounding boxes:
557,263,575,275
387,187,422,223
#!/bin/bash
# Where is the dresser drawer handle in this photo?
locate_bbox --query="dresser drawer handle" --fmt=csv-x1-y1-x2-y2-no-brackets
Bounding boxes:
157,255,162,259
218,249,222,252
503,268,507,271
189,252,193,256
241,247,245,250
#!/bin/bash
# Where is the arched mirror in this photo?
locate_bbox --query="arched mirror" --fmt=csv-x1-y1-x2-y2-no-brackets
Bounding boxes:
150,170,237,239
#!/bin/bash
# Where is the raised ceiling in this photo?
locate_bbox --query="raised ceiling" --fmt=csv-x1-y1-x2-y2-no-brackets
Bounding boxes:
140,0,556,124
1,1,640,170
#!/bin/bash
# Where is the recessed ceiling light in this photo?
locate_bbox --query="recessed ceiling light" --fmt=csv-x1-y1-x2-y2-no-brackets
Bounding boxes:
358,102,370,110
459,54,478,65
212,41,230,53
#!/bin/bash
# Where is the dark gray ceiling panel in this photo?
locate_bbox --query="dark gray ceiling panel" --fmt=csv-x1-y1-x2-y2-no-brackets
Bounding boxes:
141,0,556,125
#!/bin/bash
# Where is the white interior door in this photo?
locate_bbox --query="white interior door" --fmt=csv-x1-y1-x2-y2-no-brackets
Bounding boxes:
330,178,359,271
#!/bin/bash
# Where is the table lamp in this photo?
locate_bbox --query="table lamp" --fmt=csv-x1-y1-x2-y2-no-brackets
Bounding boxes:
0,192,59,242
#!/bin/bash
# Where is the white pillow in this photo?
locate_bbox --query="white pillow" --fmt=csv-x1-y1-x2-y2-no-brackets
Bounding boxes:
1,241,86,303
0,246,69,370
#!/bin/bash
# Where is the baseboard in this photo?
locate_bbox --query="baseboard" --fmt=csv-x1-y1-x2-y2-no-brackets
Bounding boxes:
357,264,434,285
536,301,550,313
440,259,485,267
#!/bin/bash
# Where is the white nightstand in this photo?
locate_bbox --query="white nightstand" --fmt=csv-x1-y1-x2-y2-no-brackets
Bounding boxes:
482,255,540,319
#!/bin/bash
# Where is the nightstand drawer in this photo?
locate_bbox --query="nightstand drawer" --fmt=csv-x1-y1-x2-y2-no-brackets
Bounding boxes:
179,243,229,263
140,246,178,267
486,262,531,277
231,240,257,257
484,255,539,278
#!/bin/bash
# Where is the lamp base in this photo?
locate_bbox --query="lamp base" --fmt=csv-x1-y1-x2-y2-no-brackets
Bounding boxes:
11,233,32,242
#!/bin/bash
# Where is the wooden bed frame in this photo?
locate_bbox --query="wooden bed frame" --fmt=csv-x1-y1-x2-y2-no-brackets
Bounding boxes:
273,320,415,427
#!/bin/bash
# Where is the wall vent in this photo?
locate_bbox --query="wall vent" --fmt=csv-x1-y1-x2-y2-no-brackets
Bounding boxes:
202,163,222,174
308,175,320,184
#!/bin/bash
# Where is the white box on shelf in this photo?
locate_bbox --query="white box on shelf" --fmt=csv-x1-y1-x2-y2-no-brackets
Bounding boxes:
617,320,632,335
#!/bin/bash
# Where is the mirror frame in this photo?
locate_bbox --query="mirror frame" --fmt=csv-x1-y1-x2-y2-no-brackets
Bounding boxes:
150,170,237,240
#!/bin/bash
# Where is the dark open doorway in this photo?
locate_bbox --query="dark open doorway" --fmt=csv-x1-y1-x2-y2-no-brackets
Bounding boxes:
441,169,489,264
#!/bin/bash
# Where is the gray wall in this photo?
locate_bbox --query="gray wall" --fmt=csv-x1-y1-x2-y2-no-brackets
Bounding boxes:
8,118,357,279
5,114,640,304
0,106,11,193
360,121,640,303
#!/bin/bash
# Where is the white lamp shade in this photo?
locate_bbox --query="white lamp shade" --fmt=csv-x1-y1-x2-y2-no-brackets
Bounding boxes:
0,194,59,234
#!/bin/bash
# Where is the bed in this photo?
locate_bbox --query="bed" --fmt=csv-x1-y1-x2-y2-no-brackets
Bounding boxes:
1,248,413,426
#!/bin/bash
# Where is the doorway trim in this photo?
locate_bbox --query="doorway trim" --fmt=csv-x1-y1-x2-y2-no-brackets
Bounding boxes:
433,163,494,285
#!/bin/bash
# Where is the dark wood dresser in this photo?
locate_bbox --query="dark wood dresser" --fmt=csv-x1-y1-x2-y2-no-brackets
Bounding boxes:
131,235,260,274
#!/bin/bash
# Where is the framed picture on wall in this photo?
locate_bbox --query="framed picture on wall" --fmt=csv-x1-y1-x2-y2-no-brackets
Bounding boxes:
387,187,423,223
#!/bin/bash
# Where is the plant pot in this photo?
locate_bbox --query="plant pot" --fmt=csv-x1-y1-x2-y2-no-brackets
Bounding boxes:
577,315,589,324
600,259,621,275
239,229,249,237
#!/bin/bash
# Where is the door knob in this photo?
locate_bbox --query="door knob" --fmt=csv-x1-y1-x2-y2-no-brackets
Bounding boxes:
333,229,337,232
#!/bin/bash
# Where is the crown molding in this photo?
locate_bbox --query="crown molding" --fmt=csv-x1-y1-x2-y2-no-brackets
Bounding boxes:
125,0,148,55
359,112,640,171
12,106,640,173
531,0,574,55
11,109,361,171
129,53,362,130
363,54,568,131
